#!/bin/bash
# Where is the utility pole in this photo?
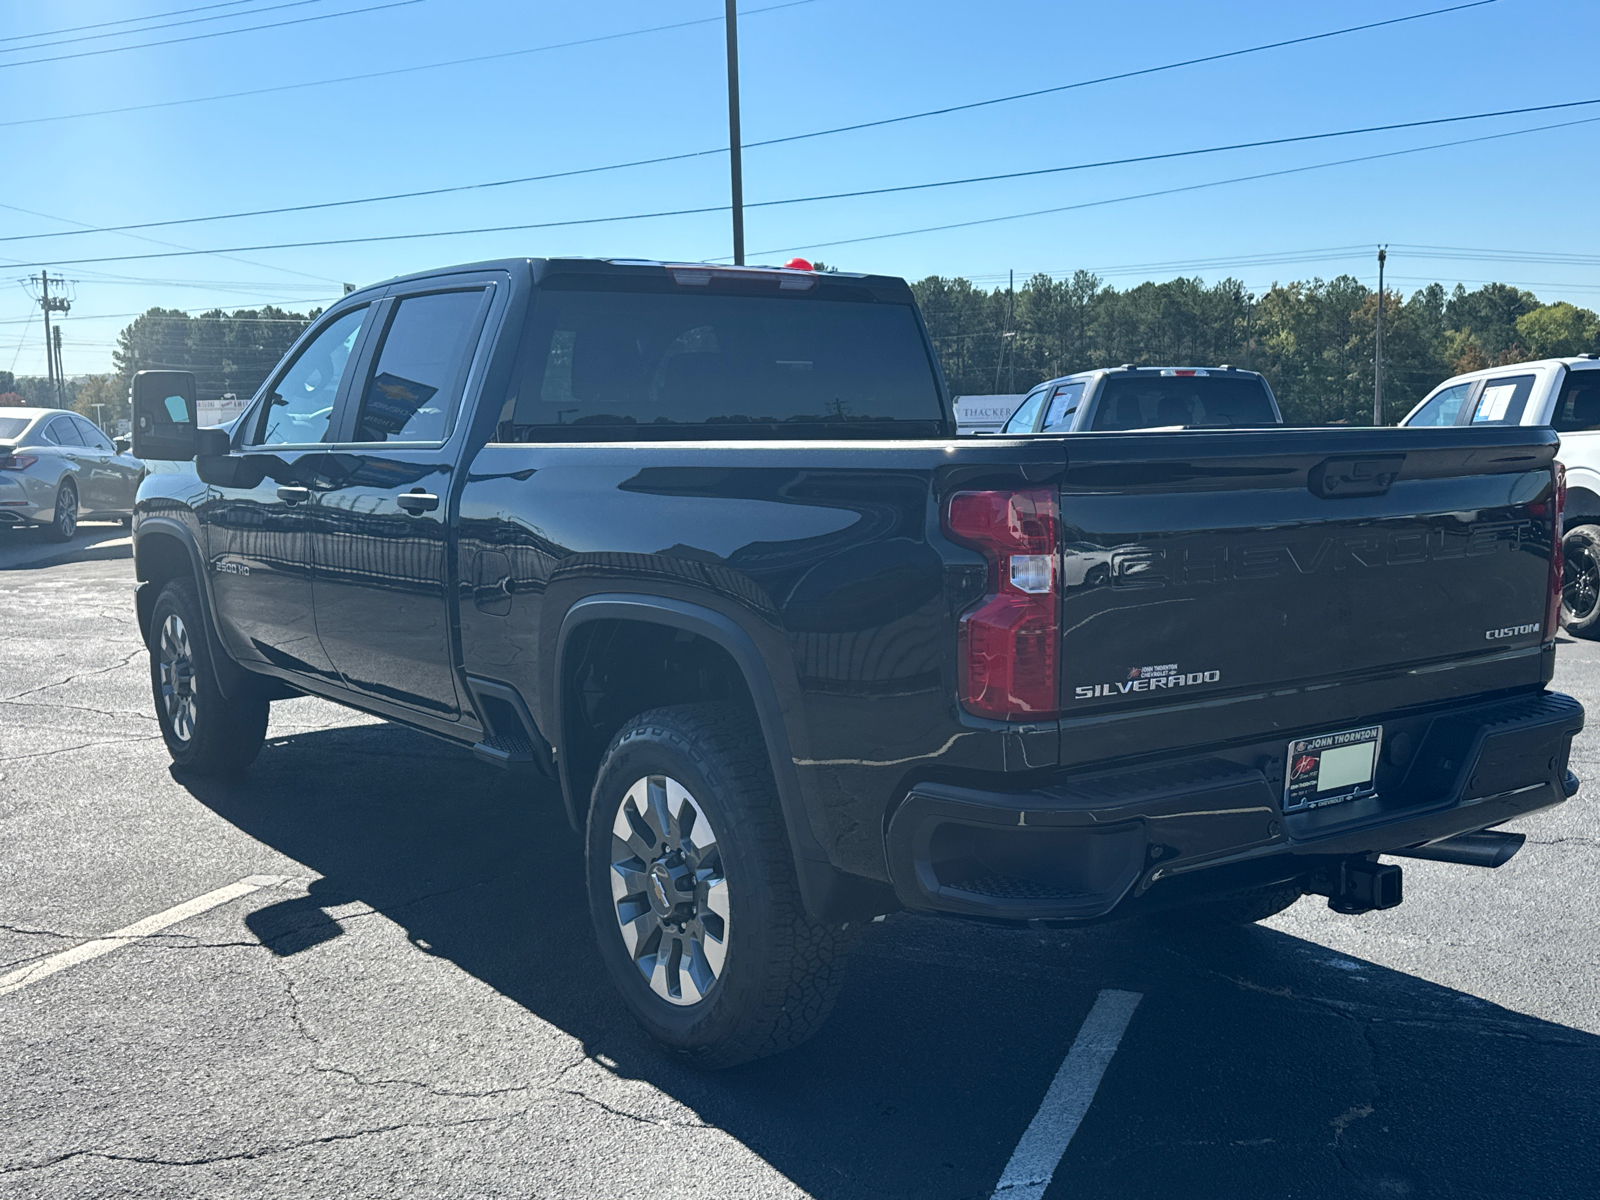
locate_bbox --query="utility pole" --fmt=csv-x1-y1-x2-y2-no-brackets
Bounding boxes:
1007,269,1017,393
1374,246,1387,426
30,270,73,408
724,0,745,265
52,327,65,406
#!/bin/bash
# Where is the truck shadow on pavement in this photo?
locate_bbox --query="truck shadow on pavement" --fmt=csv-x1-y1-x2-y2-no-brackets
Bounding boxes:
180,721,1600,1200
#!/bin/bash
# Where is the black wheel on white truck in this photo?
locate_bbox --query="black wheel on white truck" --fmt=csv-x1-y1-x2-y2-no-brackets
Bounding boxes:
586,703,856,1068
1562,525,1600,637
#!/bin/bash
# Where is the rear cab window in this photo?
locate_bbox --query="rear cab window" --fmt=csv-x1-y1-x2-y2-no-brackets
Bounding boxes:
1089,373,1276,430
500,270,945,440
1552,369,1600,432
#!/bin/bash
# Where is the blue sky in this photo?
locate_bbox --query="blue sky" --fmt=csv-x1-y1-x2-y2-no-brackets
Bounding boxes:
2,0,1598,377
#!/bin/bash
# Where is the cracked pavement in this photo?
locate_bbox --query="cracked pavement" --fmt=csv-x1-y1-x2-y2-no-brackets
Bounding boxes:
2,549,1598,1198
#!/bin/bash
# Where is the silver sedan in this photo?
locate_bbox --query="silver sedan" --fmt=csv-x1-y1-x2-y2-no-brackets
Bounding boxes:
0,408,144,542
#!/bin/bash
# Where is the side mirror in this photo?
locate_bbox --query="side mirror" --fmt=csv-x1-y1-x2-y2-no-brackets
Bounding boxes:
113,436,131,454
131,370,197,460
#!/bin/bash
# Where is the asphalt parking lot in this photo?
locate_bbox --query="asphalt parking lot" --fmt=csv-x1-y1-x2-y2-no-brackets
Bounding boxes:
2,525,1598,1199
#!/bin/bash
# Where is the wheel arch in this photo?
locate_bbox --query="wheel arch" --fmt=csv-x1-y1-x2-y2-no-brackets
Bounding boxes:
555,594,890,923
134,517,279,702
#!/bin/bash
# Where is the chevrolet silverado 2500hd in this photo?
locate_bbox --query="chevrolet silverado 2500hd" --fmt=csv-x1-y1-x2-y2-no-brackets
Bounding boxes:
129,257,1583,1066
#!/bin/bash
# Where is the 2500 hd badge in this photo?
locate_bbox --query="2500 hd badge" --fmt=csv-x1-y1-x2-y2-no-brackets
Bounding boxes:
1074,663,1221,700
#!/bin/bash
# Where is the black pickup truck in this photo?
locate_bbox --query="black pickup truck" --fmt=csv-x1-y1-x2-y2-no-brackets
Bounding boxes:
130,257,1583,1066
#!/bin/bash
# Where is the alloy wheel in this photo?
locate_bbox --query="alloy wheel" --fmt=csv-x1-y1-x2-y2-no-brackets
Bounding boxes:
56,487,77,538
1564,538,1600,624
609,774,730,1005
158,613,198,743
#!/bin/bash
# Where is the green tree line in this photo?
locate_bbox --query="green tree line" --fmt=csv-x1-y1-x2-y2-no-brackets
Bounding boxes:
914,272,1600,423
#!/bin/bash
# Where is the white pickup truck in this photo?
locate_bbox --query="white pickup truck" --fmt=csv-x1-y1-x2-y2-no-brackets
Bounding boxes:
1401,354,1600,635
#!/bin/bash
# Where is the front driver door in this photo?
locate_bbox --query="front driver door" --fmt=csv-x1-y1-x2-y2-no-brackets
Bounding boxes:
311,281,497,720
201,303,371,681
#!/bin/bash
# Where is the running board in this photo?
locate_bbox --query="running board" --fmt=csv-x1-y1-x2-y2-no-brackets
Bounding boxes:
465,677,554,778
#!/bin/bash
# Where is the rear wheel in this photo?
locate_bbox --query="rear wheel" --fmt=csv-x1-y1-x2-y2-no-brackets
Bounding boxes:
149,578,269,775
586,703,855,1068
1562,525,1600,637
44,480,77,542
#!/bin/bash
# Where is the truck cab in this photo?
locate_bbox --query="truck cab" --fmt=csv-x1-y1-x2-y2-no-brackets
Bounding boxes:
999,365,1282,435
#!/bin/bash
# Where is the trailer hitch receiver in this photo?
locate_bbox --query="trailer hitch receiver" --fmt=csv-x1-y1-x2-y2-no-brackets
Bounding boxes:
1311,858,1403,915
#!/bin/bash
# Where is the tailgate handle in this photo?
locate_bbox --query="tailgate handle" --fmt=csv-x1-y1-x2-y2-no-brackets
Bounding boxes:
1308,455,1404,499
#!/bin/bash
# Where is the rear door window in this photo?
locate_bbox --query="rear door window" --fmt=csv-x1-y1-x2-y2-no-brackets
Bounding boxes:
1470,374,1536,425
254,306,368,446
47,416,83,446
1406,382,1472,426
351,289,488,443
1040,381,1086,432
1552,371,1600,432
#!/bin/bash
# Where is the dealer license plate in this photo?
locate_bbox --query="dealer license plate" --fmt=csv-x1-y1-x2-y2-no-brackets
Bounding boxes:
1283,725,1382,811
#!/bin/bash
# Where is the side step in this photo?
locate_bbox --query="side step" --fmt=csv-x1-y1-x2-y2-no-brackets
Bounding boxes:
1390,830,1525,869
466,677,554,778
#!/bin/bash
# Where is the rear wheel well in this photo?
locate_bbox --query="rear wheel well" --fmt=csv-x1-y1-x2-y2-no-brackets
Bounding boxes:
560,619,760,822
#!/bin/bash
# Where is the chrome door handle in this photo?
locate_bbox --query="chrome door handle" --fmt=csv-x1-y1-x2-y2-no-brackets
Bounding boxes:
276,486,310,505
396,491,439,514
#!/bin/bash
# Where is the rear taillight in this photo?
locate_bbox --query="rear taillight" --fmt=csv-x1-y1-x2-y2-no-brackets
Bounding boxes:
944,488,1059,720
0,454,37,470
1548,461,1567,641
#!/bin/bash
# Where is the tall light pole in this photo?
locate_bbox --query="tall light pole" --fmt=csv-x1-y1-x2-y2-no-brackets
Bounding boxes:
725,0,745,265
1374,245,1387,425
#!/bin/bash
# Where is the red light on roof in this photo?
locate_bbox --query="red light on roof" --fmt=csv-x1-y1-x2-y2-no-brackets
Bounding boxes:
783,257,814,271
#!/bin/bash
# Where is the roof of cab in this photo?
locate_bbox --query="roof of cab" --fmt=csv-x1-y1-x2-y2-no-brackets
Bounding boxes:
352,257,915,304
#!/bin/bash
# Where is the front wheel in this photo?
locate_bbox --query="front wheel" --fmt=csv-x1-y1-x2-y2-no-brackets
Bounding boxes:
1562,525,1600,637
586,703,855,1068
148,578,269,775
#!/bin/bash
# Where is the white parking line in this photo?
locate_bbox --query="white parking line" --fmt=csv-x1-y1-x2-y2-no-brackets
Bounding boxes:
992,988,1143,1199
0,875,288,998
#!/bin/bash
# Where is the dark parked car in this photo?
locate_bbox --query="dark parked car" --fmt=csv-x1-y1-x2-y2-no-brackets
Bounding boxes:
129,257,1581,1066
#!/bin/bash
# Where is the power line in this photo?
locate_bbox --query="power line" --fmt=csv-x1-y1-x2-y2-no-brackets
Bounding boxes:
742,113,1600,259
0,0,336,55
11,94,1596,246
0,0,1486,151
0,1,263,44
11,108,1593,272
0,0,815,124
0,0,423,70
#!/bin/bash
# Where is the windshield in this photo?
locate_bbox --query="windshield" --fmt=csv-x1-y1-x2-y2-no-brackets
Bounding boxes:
505,287,944,438
1090,374,1277,430
0,417,32,440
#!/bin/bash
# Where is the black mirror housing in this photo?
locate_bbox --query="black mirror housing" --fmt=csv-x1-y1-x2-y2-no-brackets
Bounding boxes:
131,370,197,460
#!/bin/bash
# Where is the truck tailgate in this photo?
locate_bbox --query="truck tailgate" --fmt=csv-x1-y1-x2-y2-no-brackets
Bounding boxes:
1056,426,1559,766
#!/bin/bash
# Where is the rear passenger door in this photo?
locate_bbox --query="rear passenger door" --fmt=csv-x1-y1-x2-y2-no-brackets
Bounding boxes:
309,276,499,721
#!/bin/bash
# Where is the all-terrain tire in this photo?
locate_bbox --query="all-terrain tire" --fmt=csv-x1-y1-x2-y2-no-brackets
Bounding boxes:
586,703,856,1068
148,577,269,775
1151,880,1306,930
44,480,77,542
1562,524,1600,638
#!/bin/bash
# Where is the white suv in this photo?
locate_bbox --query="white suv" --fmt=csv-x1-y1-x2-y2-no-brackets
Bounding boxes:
1401,355,1600,634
